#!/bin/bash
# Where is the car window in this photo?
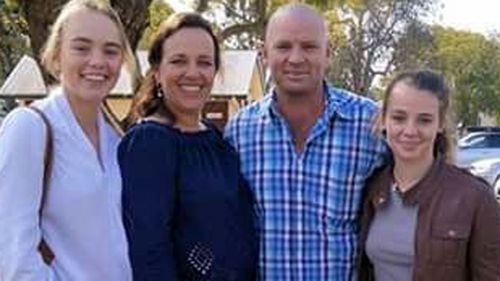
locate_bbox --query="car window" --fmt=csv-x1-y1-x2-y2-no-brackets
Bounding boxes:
488,135,500,147
461,135,488,148
459,135,477,147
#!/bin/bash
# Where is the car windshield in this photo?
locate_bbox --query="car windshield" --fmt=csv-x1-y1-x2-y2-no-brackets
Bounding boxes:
459,135,484,148
458,133,500,149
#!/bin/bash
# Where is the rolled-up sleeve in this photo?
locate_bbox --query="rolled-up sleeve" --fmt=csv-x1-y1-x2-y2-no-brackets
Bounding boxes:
0,108,55,280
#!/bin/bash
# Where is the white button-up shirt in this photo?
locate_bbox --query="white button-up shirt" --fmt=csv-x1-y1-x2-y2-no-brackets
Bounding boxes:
0,89,131,280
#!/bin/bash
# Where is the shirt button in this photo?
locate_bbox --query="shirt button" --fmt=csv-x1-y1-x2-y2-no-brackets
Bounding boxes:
448,230,456,237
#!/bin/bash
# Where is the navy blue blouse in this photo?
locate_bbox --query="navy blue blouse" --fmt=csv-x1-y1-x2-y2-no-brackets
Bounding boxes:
118,121,257,281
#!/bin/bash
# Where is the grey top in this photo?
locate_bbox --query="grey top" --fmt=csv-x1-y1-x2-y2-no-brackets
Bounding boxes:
365,183,419,281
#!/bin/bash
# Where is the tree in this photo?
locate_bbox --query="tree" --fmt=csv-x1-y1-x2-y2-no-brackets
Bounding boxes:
191,0,436,95
370,20,436,99
431,27,500,126
0,0,30,85
192,0,344,49
137,0,174,50
391,20,436,71
194,0,280,49
17,0,154,84
110,0,154,49
17,0,63,67
0,0,30,112
325,0,437,94
389,25,500,126
1,0,166,113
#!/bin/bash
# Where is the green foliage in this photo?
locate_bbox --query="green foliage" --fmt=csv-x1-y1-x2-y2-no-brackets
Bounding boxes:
191,0,348,49
0,98,17,117
190,0,436,94
392,21,436,70
0,0,29,113
0,0,31,85
433,27,500,126
391,25,500,126
202,0,273,49
137,0,174,50
324,0,437,94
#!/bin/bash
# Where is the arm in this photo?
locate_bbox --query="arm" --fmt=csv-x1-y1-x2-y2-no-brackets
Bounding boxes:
223,115,239,152
0,108,55,280
118,125,178,281
470,189,500,280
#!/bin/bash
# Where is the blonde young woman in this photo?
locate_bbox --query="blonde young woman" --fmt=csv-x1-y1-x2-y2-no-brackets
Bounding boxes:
0,0,136,280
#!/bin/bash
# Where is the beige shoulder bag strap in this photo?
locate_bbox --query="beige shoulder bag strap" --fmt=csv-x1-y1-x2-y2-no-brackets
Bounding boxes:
27,106,55,264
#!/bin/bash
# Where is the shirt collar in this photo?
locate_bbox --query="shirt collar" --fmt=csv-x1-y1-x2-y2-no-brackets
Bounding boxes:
53,86,112,171
259,81,359,122
370,156,445,208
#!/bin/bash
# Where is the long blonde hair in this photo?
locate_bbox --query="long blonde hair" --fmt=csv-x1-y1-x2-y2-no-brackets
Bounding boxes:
40,0,137,134
40,0,136,80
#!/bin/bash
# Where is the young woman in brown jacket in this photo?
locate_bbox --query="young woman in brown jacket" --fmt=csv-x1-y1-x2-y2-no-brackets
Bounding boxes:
358,69,500,281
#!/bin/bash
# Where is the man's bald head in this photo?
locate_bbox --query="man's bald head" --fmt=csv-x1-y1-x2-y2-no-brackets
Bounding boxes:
265,4,328,43
262,3,331,98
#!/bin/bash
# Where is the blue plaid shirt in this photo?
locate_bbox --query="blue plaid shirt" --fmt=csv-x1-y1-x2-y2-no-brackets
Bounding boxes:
224,84,386,280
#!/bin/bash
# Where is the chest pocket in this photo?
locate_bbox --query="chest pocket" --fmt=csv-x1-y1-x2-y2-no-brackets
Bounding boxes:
430,224,470,266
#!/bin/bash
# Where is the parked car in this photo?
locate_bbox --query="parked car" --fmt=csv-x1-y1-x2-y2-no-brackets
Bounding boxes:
464,126,500,134
456,132,500,167
467,157,500,201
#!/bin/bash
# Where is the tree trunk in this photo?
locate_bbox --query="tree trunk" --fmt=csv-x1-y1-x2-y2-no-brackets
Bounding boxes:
19,0,152,85
111,0,153,50
19,0,65,84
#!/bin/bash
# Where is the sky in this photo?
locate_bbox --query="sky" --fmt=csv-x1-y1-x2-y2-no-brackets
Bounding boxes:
436,0,500,35
165,0,191,12
165,0,500,35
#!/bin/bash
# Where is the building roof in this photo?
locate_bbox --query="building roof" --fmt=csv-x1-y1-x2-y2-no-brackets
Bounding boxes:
0,50,262,98
213,50,261,97
0,55,47,98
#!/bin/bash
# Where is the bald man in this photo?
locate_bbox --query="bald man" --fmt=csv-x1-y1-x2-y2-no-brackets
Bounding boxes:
225,4,386,280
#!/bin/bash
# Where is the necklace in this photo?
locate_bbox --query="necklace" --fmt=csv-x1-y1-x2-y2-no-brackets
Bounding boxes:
392,171,421,193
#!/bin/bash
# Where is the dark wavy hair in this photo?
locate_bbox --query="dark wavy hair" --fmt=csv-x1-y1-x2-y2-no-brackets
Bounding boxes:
376,69,455,163
125,12,221,127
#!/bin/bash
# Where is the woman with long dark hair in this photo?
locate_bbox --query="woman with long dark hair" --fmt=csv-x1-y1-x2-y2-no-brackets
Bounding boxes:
118,13,257,281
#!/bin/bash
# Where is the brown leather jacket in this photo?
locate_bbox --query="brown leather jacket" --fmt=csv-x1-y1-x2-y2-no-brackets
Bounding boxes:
358,157,500,281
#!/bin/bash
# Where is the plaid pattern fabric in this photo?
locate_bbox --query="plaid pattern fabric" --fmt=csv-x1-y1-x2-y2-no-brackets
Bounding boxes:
225,84,386,280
